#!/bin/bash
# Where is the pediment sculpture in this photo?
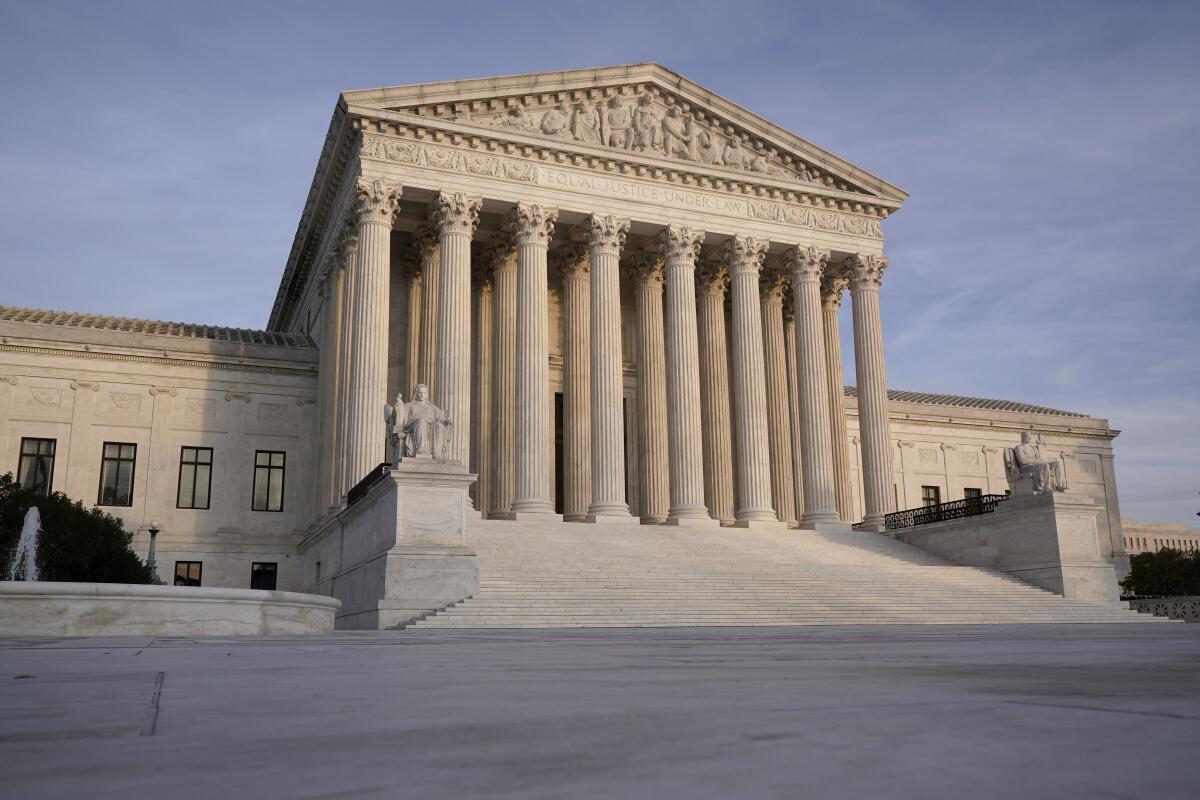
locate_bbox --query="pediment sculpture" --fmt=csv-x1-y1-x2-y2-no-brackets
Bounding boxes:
410,91,823,184
1003,432,1068,495
385,384,451,463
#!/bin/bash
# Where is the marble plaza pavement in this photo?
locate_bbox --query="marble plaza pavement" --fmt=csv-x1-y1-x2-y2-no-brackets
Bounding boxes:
2,625,1198,799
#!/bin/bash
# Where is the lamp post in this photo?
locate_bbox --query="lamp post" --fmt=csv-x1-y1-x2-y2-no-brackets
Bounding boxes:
147,522,165,585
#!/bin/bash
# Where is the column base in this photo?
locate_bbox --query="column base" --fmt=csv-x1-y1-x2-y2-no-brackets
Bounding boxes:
493,510,564,523
640,516,668,525
664,515,721,528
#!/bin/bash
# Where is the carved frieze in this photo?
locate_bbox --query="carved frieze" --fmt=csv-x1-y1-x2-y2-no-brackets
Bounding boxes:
361,135,538,183
750,200,882,239
28,388,61,407
110,392,141,411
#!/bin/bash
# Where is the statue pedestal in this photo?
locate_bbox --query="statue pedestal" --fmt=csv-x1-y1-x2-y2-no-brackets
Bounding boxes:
298,460,479,629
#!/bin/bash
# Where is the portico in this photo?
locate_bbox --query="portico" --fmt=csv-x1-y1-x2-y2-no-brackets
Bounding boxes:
284,64,906,531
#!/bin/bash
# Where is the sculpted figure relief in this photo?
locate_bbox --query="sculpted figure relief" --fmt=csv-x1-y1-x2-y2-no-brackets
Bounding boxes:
539,102,571,138
631,96,662,152
571,102,602,145
1003,432,1068,494
661,107,694,159
386,384,452,462
605,97,632,148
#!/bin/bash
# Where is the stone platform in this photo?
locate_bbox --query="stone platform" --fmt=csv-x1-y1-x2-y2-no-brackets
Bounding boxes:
1,626,1197,799
407,518,1160,628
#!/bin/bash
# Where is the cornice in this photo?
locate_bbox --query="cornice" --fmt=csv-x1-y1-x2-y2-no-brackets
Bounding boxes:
0,342,318,379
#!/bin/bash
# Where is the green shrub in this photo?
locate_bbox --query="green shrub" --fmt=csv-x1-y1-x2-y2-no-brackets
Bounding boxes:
0,473,152,584
1120,548,1200,598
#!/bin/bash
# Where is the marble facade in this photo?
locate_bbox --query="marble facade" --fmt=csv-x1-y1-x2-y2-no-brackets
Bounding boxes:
0,65,1136,592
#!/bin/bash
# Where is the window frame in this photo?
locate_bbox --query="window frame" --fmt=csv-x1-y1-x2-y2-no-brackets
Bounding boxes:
174,561,202,587
251,450,286,512
250,562,278,591
17,437,57,497
963,487,983,501
176,446,214,510
97,441,138,507
921,485,941,508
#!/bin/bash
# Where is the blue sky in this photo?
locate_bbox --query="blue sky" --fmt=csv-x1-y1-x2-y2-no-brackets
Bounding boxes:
1,1,1197,526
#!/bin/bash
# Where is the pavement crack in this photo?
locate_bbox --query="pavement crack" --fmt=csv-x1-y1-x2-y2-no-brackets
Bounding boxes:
139,671,165,736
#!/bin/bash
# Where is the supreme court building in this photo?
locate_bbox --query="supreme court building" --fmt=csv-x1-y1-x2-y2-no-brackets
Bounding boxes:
0,65,1131,597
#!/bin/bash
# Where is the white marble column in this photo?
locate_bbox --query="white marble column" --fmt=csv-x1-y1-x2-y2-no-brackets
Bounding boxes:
627,253,669,524
785,244,843,529
695,260,734,524
472,266,494,514
404,268,422,395
760,268,796,525
556,241,591,521
488,237,518,518
416,222,440,394
726,236,777,526
820,272,854,522
433,192,481,465
782,301,805,519
659,226,716,525
332,222,357,503
848,253,894,531
507,203,560,518
583,214,633,521
345,178,401,490
314,262,343,515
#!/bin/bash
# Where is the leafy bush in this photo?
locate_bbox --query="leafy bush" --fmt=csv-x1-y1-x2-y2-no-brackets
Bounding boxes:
1120,548,1200,598
0,473,152,584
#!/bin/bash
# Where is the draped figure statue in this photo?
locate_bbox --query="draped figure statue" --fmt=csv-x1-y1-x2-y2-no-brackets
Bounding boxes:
1003,431,1068,494
386,384,452,462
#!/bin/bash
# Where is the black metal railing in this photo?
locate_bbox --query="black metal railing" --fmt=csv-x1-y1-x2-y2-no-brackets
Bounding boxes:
346,463,391,508
853,494,1009,531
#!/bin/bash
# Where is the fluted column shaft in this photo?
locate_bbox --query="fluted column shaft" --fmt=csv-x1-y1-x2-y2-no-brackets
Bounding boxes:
559,246,591,521
761,273,796,524
473,276,494,514
315,265,343,514
786,244,841,526
659,226,712,523
821,275,854,522
488,244,517,517
849,254,894,531
695,263,734,523
783,309,805,518
332,227,358,502
584,215,633,520
404,270,422,395
726,237,776,524
509,203,559,516
417,225,440,394
630,256,669,523
345,179,401,489
433,192,481,465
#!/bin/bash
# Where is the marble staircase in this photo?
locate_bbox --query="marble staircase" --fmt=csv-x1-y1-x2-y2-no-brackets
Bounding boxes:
407,518,1164,628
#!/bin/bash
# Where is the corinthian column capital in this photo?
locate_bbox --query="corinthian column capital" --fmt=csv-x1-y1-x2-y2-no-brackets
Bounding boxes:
848,253,888,290
821,272,849,308
623,251,664,287
723,235,768,276
760,267,790,302
582,214,630,256
785,244,831,283
694,259,729,297
551,239,589,278
433,191,482,237
657,225,704,264
354,178,402,226
507,202,557,246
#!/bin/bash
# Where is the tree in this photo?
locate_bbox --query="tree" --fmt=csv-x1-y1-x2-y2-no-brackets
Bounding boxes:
0,473,151,584
1120,548,1200,598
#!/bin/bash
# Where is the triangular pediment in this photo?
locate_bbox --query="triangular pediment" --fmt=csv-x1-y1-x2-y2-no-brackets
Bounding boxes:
341,64,907,204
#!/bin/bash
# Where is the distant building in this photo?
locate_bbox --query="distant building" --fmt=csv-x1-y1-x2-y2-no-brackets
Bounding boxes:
1122,519,1200,554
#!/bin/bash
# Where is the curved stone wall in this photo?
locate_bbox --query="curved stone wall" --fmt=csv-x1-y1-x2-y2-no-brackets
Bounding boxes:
0,582,340,636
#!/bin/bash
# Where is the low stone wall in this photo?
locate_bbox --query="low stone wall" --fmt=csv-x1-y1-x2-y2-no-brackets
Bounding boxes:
894,490,1121,605
1127,597,1200,622
0,582,340,636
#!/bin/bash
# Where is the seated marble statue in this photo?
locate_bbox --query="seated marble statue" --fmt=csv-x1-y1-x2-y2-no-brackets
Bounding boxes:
1003,431,1068,494
385,384,451,461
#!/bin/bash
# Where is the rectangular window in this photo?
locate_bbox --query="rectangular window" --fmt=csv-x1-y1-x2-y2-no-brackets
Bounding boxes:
17,437,56,496
174,561,202,587
963,487,983,501
176,446,213,509
251,562,278,591
921,485,941,508
252,450,286,511
98,442,137,507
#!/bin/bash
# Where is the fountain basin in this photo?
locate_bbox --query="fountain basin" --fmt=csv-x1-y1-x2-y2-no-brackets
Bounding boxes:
0,582,340,637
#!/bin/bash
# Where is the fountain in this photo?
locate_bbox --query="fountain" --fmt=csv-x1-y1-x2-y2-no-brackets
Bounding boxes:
6,506,40,581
